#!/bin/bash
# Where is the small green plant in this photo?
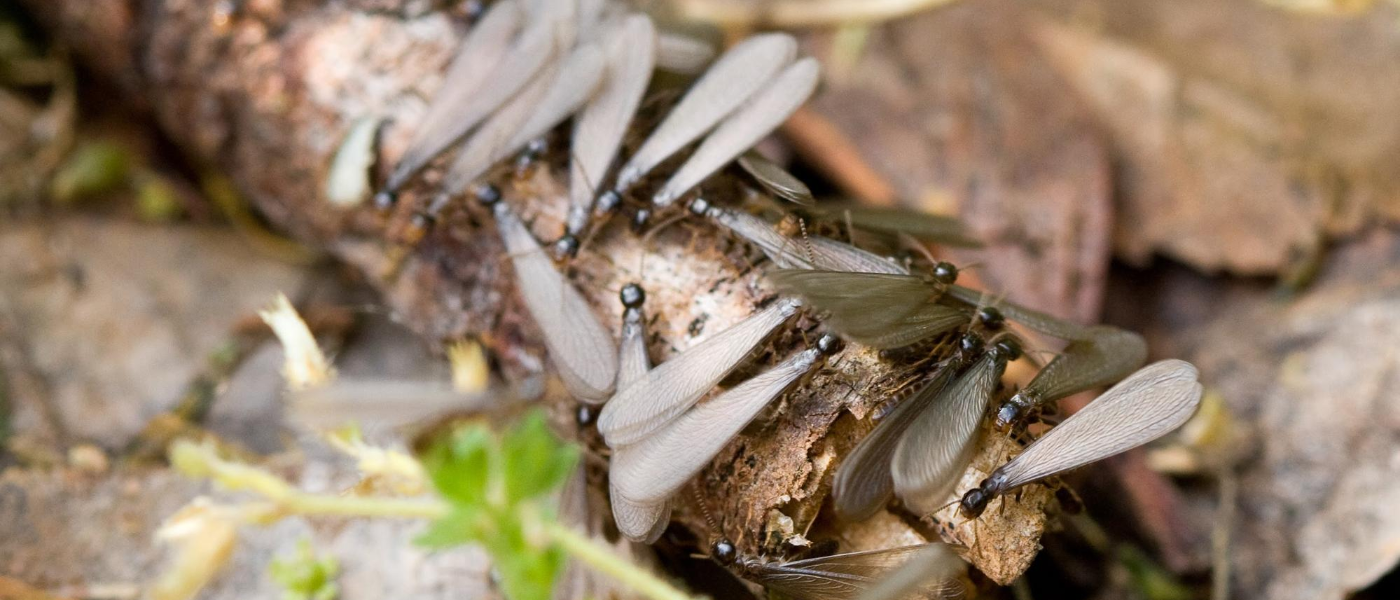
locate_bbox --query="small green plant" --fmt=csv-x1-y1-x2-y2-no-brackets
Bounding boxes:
269,540,339,600
163,409,695,600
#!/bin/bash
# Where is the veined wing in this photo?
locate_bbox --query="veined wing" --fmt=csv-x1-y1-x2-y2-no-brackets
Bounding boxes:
996,360,1202,489
567,15,656,235
832,366,957,522
494,203,618,402
611,347,822,504
892,352,1000,513
502,42,607,157
614,33,797,191
385,0,522,192
596,298,801,447
653,57,820,207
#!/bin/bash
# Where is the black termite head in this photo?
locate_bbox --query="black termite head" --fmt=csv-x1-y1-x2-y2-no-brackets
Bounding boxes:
551,234,581,260
977,306,1005,330
576,403,598,427
930,261,959,286
631,207,652,233
513,138,548,176
711,539,738,566
594,190,622,217
816,333,843,356
620,283,646,309
462,0,486,23
957,331,985,357
959,471,1009,520
373,189,398,212
958,485,991,520
991,337,1023,362
474,183,502,207
992,392,1037,432
687,196,711,216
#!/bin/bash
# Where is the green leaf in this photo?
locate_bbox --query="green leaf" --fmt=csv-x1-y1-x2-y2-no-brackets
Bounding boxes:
269,539,339,600
500,412,578,505
481,513,567,600
416,505,484,550
51,141,131,202
423,424,492,507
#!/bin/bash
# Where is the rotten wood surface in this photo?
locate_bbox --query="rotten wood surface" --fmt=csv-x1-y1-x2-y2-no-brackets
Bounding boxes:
19,0,1050,587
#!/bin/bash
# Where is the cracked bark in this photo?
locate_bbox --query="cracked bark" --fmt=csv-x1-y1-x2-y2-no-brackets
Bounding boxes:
23,0,1049,585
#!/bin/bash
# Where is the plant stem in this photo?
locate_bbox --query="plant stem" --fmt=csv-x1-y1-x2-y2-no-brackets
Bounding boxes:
544,521,697,600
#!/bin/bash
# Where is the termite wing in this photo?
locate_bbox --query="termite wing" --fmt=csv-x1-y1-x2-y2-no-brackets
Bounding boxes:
737,151,815,206
651,57,821,208
691,198,907,275
609,335,841,507
609,283,673,543
612,33,798,193
831,333,985,522
378,1,562,205
596,297,802,447
891,337,1021,514
944,283,1094,341
438,37,603,199
483,189,618,403
769,267,972,349
710,539,968,600
853,542,970,600
561,14,656,246
959,359,1203,519
805,204,983,249
655,29,716,74
992,325,1148,430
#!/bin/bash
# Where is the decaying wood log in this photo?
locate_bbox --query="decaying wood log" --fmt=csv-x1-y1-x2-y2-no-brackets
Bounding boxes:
22,0,1050,585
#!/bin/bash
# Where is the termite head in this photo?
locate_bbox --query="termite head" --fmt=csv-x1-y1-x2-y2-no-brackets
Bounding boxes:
463,0,486,22
474,183,502,207
373,189,398,212
552,234,581,260
687,196,711,216
958,485,991,520
816,333,843,356
711,539,738,566
931,261,959,286
957,332,985,357
594,190,622,217
992,392,1035,432
991,337,1022,362
977,306,1005,330
631,207,652,233
576,403,598,427
620,283,646,309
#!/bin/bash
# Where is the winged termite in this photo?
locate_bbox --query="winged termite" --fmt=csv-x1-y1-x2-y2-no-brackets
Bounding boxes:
288,380,501,431
652,57,821,208
610,335,840,506
769,268,972,349
709,540,967,600
377,8,556,206
613,33,798,193
944,284,1093,341
440,41,605,197
853,542,969,600
437,44,562,200
607,282,675,542
992,325,1148,430
559,14,656,251
831,333,985,522
959,359,1203,519
692,199,906,275
892,338,1021,514
501,43,606,160
483,188,618,403
596,297,803,447
737,151,814,205
806,205,983,249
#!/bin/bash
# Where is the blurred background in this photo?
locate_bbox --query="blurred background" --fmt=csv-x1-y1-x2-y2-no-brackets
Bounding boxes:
3,0,1400,599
